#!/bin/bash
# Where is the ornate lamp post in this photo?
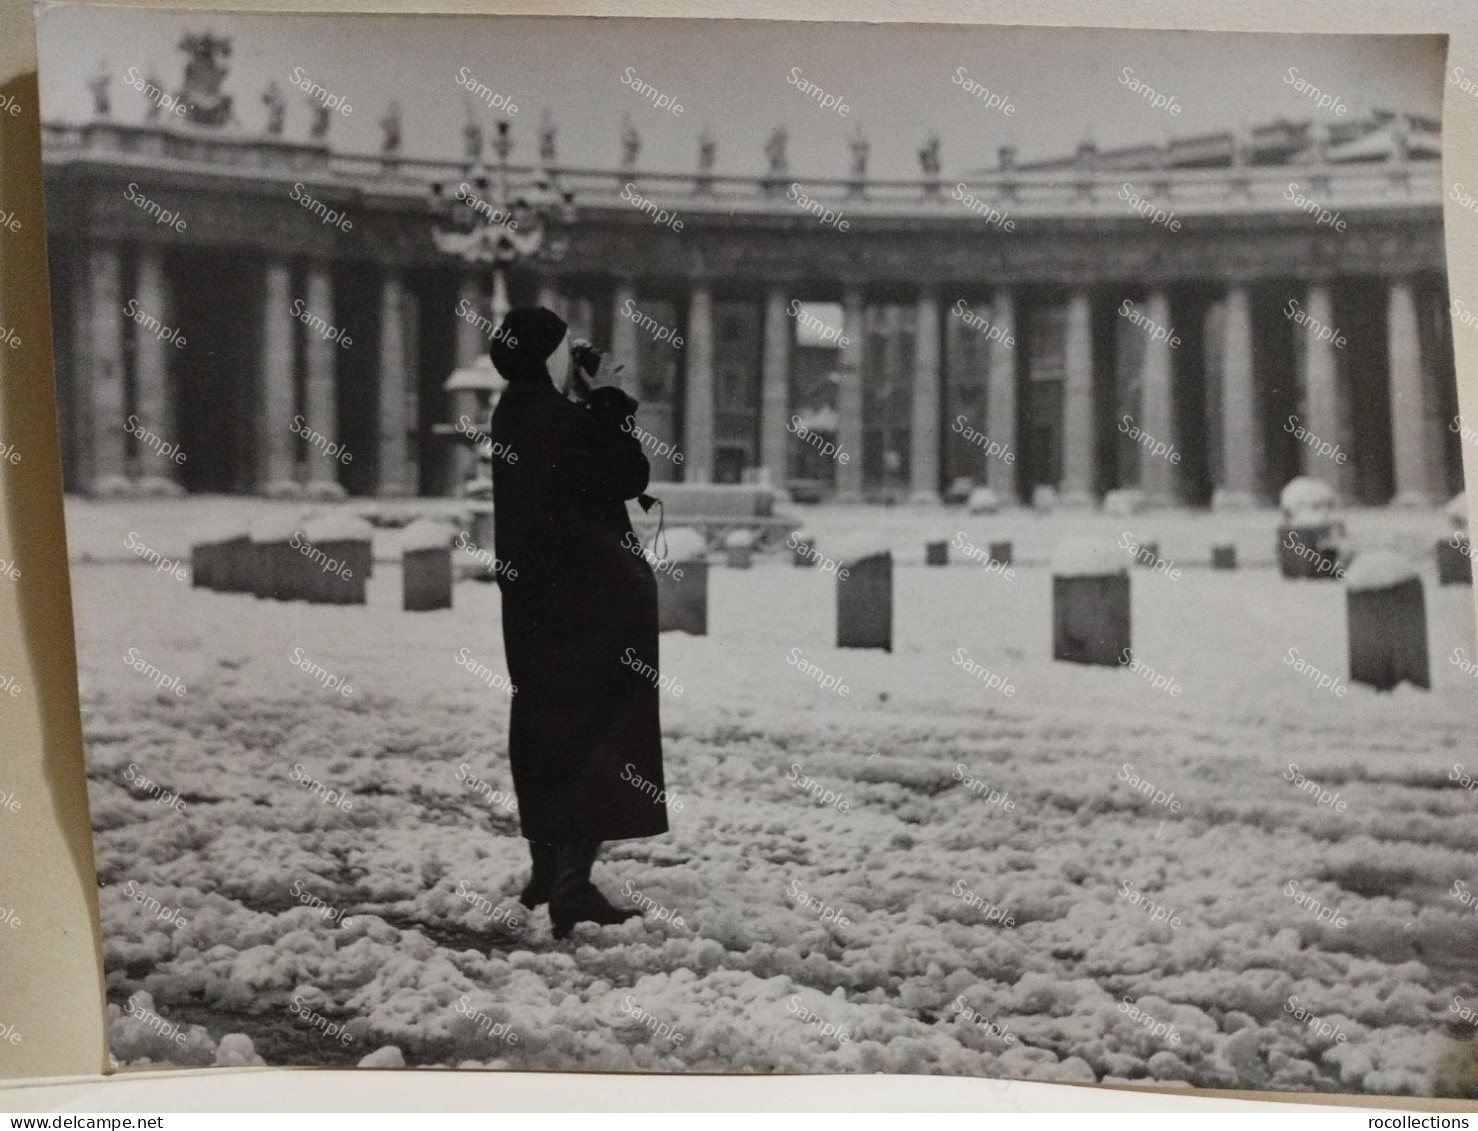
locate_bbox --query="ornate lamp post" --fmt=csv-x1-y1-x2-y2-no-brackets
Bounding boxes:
429,118,575,497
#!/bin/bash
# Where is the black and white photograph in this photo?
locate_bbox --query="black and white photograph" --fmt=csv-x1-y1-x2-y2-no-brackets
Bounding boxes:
30,6,1478,1097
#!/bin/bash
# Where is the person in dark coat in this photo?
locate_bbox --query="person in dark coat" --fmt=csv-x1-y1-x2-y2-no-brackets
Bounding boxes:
487,306,668,939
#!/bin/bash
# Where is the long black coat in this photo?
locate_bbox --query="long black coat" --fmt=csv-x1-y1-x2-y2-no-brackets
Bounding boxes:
489,376,669,843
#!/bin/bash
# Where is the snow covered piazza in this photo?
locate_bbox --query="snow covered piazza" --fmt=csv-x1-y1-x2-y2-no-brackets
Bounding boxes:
72,497,1478,1096
33,8,1478,1103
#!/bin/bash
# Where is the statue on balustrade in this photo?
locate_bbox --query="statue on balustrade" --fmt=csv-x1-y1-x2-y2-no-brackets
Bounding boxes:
698,125,716,174
539,108,558,165
850,124,869,179
143,67,166,121
765,124,788,176
309,99,330,140
919,132,941,177
381,101,402,154
463,102,484,162
87,60,112,117
176,32,233,127
620,114,640,170
262,81,285,135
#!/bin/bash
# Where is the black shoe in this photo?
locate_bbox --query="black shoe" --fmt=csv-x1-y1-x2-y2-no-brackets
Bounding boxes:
550,841,642,939
519,840,557,908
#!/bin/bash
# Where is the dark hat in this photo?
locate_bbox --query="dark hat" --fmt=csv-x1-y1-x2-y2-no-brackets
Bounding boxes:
488,306,568,383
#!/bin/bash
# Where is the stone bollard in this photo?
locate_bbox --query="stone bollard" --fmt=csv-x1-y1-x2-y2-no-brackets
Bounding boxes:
1438,533,1473,586
1346,551,1429,691
1439,492,1471,586
248,514,303,602
837,548,892,652
1277,523,1347,580
791,529,818,568
1052,538,1130,667
193,522,251,591
465,506,498,581
926,540,949,566
1211,544,1237,571
723,528,756,570
989,541,1013,568
190,540,216,590
302,514,373,605
655,527,708,635
218,528,254,593
401,519,455,612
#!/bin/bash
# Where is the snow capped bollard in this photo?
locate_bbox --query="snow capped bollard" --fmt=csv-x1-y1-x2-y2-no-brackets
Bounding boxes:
1211,543,1237,570
1346,551,1429,691
1032,485,1059,514
401,518,456,612
926,539,949,566
723,528,756,569
1438,492,1471,586
1277,477,1347,581
945,476,974,506
302,513,372,605
990,540,1013,568
656,526,708,635
967,486,1001,515
1052,537,1130,667
835,538,892,652
248,514,304,601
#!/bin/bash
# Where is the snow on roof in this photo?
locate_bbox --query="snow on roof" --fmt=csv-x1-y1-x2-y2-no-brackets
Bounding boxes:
1345,549,1419,591
1051,537,1127,578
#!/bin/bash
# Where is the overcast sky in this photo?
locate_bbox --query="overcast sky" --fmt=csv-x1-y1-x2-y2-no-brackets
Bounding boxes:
35,8,1445,179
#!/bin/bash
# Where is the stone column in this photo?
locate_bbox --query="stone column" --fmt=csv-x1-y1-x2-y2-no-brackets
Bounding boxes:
1214,283,1258,510
1301,281,1347,497
611,279,640,396
83,242,130,497
1138,288,1176,506
909,286,941,503
1387,275,1430,508
985,288,1017,503
132,247,183,496
303,263,344,500
259,260,299,498
760,285,792,487
1059,288,1096,507
836,284,866,501
378,270,414,497
683,280,714,482
456,273,485,367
